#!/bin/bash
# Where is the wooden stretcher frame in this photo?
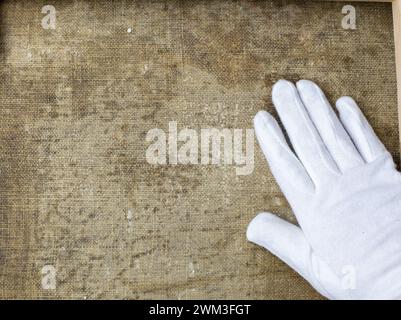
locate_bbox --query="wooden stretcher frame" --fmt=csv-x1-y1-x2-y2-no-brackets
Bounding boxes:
322,0,401,154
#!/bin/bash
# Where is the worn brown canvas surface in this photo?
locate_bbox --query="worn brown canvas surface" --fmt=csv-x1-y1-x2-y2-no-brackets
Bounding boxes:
0,0,398,299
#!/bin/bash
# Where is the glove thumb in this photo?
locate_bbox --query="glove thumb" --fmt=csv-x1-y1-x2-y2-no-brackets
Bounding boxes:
247,212,312,279
247,212,346,299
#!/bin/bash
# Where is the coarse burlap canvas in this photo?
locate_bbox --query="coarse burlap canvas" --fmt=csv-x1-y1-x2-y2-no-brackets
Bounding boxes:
0,0,398,299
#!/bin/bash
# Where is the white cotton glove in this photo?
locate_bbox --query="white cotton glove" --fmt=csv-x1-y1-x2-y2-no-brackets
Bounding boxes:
247,79,401,300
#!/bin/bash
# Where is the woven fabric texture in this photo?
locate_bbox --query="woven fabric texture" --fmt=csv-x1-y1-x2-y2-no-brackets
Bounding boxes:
0,0,398,299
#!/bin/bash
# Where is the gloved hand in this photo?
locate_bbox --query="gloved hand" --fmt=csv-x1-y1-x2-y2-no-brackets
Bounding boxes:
247,79,401,299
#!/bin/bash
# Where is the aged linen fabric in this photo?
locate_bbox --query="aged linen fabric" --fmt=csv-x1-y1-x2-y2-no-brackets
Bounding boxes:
0,0,398,299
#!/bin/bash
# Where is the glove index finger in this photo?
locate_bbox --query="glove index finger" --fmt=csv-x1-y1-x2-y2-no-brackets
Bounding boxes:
254,110,315,202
